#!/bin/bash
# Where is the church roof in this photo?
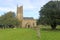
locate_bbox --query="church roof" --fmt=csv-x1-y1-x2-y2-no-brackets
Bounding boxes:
23,17,34,20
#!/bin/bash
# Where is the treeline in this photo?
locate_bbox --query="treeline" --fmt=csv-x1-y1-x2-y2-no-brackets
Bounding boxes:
0,11,20,29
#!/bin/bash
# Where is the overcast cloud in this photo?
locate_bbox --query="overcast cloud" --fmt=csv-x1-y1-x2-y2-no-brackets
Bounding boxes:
0,0,50,19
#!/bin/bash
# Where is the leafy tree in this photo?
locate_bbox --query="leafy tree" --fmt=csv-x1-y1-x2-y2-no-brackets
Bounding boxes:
0,11,20,28
38,1,60,30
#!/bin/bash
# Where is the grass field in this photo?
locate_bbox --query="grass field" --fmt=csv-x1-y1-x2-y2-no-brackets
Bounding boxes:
40,25,60,40
0,28,38,40
0,25,60,40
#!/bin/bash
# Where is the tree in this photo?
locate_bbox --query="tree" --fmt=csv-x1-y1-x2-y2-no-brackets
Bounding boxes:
38,1,60,30
0,11,20,28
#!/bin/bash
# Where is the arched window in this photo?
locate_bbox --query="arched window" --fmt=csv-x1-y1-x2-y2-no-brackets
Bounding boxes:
25,23,31,28
28,25,30,28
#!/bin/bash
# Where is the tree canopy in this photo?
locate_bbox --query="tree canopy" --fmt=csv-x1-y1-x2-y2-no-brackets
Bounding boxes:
38,1,60,29
0,11,20,28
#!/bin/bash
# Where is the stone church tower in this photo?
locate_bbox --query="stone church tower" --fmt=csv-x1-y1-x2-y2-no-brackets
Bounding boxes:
17,6,23,21
17,6,37,28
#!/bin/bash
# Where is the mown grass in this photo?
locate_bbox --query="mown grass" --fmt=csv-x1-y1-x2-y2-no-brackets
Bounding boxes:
40,25,60,40
0,25,60,40
0,28,38,40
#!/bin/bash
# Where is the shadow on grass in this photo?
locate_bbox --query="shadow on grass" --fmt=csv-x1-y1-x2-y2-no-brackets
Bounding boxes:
40,28,60,31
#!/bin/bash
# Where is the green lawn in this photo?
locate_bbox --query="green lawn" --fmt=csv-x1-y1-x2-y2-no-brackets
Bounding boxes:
40,25,60,40
0,28,38,40
0,25,60,40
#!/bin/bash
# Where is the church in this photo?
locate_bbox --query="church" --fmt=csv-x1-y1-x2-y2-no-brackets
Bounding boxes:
17,6,37,28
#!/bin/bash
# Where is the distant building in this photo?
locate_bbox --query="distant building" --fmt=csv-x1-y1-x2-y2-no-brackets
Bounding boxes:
17,6,37,28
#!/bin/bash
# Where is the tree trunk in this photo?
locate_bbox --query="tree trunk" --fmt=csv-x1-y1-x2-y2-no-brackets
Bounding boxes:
51,21,57,30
